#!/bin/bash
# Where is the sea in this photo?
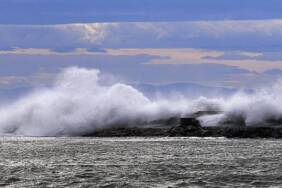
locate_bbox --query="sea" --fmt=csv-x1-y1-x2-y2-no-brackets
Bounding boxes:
0,137,281,187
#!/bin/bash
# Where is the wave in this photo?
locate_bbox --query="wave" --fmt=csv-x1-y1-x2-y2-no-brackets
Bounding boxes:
0,67,281,136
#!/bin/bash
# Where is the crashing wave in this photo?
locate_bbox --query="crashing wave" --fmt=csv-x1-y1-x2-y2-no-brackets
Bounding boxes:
0,67,282,136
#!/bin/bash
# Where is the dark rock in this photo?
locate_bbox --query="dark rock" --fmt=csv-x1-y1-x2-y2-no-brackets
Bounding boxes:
83,127,170,137
180,117,201,128
168,117,205,136
149,117,179,127
82,116,282,139
190,110,223,118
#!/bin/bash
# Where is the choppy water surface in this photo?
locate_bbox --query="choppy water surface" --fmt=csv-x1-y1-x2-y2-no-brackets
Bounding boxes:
0,137,281,187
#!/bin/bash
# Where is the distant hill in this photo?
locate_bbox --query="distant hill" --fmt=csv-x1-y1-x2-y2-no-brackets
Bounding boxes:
0,83,246,102
131,83,239,98
0,86,32,102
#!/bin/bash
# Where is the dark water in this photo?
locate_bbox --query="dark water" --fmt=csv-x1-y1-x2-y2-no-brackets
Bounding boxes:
0,137,281,187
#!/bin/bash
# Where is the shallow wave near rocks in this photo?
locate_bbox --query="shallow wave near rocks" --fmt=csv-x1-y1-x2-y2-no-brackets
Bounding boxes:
0,67,282,136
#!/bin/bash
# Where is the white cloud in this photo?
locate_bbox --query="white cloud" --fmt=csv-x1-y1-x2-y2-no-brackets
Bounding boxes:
0,23,114,52
58,23,118,44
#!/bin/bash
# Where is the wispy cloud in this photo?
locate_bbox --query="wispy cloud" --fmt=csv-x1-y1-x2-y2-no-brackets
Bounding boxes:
1,20,282,88
2,49,280,90
2,20,282,52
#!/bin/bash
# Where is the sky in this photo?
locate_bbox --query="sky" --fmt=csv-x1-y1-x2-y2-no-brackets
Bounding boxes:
1,0,282,89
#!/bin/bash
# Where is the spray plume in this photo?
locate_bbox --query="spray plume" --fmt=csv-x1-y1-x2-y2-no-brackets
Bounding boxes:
0,67,281,136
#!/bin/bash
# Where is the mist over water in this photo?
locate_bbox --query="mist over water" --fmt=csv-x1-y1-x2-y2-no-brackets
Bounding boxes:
0,67,281,136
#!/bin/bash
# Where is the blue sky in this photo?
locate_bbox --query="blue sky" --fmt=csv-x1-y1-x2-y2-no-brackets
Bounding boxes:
1,0,282,89
2,0,282,24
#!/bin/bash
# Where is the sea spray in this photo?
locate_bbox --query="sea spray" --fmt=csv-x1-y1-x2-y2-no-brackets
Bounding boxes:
0,67,194,136
0,67,282,136
199,83,282,127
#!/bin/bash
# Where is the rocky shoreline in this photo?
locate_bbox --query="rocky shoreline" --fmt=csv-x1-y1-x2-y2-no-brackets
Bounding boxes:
83,114,282,138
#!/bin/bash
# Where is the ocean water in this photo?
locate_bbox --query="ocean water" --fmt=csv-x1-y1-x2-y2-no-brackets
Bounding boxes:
0,137,281,187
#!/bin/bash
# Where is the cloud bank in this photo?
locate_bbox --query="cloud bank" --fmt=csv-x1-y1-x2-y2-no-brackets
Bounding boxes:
2,20,282,52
